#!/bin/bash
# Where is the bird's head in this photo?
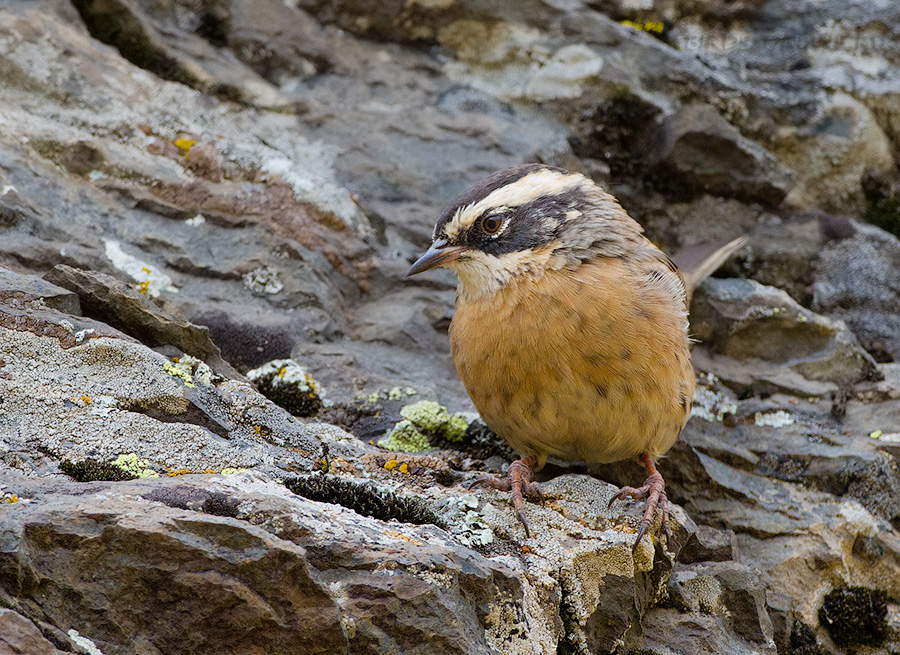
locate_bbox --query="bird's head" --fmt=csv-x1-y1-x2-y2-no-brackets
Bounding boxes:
407,164,644,299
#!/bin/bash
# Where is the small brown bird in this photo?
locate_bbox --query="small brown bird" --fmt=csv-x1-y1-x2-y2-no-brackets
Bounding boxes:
407,163,743,546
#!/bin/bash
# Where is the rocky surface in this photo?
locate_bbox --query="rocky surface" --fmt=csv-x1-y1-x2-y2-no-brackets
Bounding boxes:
1,0,900,653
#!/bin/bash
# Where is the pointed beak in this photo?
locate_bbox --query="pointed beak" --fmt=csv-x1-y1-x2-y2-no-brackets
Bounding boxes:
406,239,470,277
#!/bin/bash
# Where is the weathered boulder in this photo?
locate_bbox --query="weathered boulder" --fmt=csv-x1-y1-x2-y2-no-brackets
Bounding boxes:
649,104,794,205
691,278,877,395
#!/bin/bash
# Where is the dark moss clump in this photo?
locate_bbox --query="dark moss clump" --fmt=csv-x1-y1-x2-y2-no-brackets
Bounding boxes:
862,172,900,239
254,373,323,417
431,419,516,462
60,459,137,482
786,621,826,655
284,475,446,529
818,586,888,648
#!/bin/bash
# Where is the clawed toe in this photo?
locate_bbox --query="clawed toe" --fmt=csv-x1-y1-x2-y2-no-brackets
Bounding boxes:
467,456,542,537
465,474,511,492
609,454,670,550
607,485,649,508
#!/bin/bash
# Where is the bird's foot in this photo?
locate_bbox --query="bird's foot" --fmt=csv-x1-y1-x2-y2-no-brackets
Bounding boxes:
467,455,543,537
608,453,670,550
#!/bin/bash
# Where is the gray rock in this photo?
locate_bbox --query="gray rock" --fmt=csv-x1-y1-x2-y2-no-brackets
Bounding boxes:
0,470,689,655
813,222,900,362
642,609,776,655
0,265,81,315
44,264,241,379
649,104,795,205
0,608,65,655
678,525,739,565
668,561,774,645
0,0,900,651
691,278,877,393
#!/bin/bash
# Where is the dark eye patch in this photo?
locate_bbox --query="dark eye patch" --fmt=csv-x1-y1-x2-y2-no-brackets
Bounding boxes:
471,193,577,256
433,163,568,239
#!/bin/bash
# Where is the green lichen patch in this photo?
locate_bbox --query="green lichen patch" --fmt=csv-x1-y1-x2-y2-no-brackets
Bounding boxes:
380,419,432,453
283,474,446,529
400,400,468,442
248,359,324,417
379,400,470,453
818,586,888,648
60,458,138,482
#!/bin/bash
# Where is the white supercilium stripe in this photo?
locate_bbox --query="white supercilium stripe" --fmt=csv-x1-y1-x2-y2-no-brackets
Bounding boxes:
442,168,586,240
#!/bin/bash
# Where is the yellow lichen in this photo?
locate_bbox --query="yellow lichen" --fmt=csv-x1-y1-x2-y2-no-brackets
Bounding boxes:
620,19,664,34
174,137,197,152
166,469,191,477
163,360,196,388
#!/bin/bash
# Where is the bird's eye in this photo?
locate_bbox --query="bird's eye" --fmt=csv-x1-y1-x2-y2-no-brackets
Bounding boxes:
480,214,504,235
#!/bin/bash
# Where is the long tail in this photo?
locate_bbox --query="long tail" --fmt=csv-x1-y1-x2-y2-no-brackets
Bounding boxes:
671,236,749,303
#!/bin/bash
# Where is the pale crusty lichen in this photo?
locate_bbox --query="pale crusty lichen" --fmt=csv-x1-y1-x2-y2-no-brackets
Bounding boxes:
754,410,795,427
112,453,159,478
446,494,494,546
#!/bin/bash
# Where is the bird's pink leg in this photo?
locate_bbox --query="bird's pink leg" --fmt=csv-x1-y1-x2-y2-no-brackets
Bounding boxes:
608,453,670,549
468,454,544,537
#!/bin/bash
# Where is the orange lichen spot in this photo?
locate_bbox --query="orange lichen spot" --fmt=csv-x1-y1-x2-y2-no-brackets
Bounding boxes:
79,395,92,404
398,462,410,475
203,469,219,474
384,459,398,472
521,545,531,552
136,280,151,295
5,495,19,503
166,469,191,477
385,529,423,545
